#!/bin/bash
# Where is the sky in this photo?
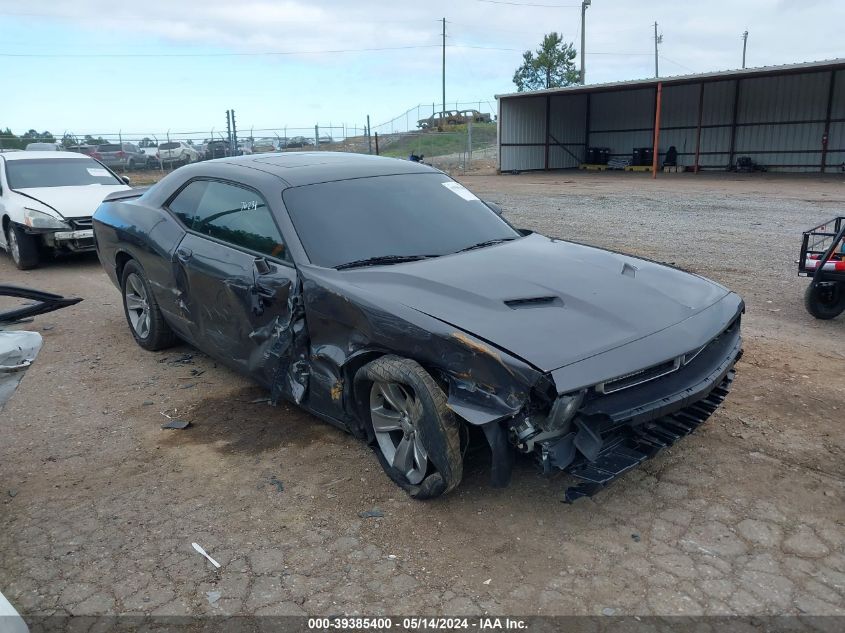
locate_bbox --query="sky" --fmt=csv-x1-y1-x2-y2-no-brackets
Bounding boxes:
1,0,843,141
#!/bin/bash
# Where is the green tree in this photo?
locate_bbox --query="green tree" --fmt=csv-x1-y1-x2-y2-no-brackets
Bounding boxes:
84,134,107,146
512,33,579,92
0,127,22,149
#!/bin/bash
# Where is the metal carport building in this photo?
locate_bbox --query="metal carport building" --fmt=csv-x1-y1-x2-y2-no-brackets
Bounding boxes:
496,58,845,174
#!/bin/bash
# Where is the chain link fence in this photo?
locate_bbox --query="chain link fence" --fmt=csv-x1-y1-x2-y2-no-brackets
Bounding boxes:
0,99,499,175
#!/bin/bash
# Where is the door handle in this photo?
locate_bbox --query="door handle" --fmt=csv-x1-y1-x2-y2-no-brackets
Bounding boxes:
176,247,193,262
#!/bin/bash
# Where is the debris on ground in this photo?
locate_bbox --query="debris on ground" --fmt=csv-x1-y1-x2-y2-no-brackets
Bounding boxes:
205,591,221,605
249,397,271,404
180,383,196,390
358,508,384,519
631,533,641,542
269,476,284,492
8,489,18,498
161,418,191,430
192,543,221,568
483,578,492,585
142,401,154,406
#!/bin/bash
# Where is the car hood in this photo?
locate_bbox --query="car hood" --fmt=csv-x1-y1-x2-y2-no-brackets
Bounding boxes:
15,185,131,219
336,233,730,373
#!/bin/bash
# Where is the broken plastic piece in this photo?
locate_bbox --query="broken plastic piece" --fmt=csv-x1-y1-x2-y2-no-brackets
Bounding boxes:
192,542,221,568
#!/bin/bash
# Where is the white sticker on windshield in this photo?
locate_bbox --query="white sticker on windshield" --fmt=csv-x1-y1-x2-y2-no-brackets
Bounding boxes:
87,168,110,177
441,181,479,202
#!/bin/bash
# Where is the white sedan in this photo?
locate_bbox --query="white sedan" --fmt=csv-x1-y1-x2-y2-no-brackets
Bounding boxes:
0,151,131,269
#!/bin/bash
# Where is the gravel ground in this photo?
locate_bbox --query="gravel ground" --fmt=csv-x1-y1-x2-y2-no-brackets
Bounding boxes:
0,171,843,622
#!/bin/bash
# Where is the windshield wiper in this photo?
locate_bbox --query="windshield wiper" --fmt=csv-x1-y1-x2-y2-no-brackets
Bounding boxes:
457,237,517,253
334,254,439,270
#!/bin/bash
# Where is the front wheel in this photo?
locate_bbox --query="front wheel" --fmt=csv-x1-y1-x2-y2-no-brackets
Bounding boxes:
804,281,845,319
6,223,40,270
358,356,463,499
121,260,177,350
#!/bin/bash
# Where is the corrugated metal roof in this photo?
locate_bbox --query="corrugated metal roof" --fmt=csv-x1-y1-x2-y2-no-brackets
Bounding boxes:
496,58,845,100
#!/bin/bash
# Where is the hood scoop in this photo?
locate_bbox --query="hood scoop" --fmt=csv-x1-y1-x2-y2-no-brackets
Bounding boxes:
621,262,638,278
504,296,562,309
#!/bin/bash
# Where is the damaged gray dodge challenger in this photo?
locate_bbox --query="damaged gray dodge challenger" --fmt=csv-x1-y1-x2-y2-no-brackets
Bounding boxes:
92,152,743,502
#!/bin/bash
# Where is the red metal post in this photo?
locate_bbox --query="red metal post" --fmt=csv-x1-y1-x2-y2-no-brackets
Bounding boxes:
693,81,704,173
651,82,662,179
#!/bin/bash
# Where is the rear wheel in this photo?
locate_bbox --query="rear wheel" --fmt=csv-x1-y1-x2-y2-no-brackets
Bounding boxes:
121,260,177,350
358,356,462,499
127,159,136,170
6,223,40,270
804,281,845,319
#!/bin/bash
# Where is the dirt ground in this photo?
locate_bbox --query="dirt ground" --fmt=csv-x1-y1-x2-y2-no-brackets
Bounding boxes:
1,171,843,620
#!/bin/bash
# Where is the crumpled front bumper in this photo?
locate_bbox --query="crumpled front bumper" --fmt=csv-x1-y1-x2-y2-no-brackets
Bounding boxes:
536,315,743,502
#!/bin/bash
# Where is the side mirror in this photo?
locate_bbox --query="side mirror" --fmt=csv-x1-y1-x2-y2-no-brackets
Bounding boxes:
121,176,131,185
484,200,503,215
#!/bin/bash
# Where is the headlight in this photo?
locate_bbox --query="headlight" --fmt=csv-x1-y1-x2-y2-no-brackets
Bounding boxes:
540,389,586,432
23,207,70,230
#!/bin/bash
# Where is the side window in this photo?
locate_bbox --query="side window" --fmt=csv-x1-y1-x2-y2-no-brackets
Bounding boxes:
192,181,289,261
168,180,208,227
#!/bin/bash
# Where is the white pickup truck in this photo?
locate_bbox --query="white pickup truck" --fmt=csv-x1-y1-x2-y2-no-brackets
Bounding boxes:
0,151,130,269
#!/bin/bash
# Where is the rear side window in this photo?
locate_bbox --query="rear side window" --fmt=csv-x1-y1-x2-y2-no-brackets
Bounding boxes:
98,144,120,152
160,142,180,150
167,180,289,261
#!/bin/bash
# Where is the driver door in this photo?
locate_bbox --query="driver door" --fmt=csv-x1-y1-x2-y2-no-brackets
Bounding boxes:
167,178,297,385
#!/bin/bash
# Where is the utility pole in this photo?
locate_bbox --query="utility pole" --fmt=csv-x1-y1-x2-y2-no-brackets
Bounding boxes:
441,17,446,115
653,22,662,78
741,30,749,69
580,0,590,84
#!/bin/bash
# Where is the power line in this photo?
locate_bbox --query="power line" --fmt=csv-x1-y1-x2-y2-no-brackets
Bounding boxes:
659,54,695,73
0,44,442,58
475,0,579,7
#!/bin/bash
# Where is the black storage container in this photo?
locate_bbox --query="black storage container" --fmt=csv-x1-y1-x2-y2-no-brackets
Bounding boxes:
632,147,654,166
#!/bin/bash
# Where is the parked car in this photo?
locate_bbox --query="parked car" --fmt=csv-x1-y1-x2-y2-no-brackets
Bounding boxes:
0,151,131,269
460,109,492,124
417,109,491,130
93,152,744,501
157,141,198,165
251,138,279,153
25,142,61,151
139,144,160,168
66,144,95,155
285,136,312,149
188,141,206,161
92,143,145,170
204,140,233,159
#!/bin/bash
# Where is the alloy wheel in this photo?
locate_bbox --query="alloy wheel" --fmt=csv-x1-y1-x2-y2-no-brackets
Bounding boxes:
369,381,429,484
7,228,20,265
124,273,151,339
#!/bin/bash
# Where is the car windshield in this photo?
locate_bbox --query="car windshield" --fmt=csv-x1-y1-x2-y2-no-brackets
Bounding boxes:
283,173,519,268
5,158,123,188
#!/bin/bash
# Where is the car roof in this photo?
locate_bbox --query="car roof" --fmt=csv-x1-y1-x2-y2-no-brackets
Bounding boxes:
213,152,435,187
0,150,91,161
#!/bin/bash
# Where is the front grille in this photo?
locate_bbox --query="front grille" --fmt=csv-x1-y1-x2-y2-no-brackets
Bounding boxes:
595,315,741,396
597,357,680,394
69,217,92,230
